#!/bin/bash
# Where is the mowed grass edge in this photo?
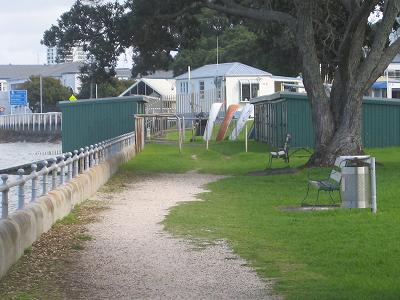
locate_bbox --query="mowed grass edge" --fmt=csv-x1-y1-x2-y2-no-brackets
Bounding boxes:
121,141,400,299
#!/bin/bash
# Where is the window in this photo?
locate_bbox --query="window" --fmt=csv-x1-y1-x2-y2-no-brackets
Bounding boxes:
199,81,205,99
251,84,259,98
180,81,189,94
241,83,250,101
240,80,259,101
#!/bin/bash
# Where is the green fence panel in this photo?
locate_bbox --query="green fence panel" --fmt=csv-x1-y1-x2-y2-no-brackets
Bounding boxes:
58,96,147,152
252,92,400,148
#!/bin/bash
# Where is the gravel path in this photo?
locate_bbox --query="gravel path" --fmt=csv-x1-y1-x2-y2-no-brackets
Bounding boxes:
64,172,278,299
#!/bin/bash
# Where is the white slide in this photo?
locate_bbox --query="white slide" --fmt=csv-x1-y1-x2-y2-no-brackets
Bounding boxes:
229,103,254,141
203,102,223,141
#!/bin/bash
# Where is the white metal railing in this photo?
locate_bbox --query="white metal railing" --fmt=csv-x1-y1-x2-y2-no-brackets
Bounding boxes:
0,132,135,218
0,112,62,132
176,88,224,114
145,95,177,114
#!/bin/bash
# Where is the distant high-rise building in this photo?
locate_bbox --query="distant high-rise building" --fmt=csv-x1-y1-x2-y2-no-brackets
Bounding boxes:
47,46,87,65
47,47,58,65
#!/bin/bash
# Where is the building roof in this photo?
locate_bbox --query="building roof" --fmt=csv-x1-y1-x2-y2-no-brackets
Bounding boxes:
120,78,176,97
0,62,83,81
271,75,303,82
115,68,132,79
142,78,176,95
175,62,272,80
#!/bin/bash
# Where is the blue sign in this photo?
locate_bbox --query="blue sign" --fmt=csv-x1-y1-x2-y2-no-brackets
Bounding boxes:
9,90,28,106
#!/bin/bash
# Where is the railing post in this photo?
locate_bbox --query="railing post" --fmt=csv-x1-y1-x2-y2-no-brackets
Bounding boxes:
79,148,85,174
94,144,99,165
89,145,94,167
31,164,38,202
66,152,73,181
17,169,25,209
58,154,66,185
73,150,79,177
1,175,9,219
84,146,90,170
42,160,48,195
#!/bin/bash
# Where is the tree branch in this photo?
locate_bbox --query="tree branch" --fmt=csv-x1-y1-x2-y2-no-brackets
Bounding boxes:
365,37,400,88
337,0,380,60
358,0,400,89
204,0,297,29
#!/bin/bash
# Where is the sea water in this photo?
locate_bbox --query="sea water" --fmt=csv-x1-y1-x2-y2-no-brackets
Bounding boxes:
0,142,62,215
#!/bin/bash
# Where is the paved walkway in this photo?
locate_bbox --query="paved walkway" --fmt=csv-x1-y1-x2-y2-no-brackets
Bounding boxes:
63,173,277,299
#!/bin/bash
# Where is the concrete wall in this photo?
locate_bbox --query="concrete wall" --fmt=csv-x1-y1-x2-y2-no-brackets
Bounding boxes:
0,145,135,278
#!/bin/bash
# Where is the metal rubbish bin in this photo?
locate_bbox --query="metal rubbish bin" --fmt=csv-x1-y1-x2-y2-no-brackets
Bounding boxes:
195,113,208,136
341,164,371,208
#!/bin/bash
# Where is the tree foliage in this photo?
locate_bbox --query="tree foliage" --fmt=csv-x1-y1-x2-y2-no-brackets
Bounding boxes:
42,0,126,79
20,76,72,110
78,77,135,99
43,0,400,165
42,1,301,78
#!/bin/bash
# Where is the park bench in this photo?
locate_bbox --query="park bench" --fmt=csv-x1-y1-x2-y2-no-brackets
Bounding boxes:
301,158,343,206
267,133,291,168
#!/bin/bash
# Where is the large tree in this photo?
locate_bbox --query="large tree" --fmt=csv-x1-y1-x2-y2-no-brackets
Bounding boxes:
44,0,400,166
195,0,400,165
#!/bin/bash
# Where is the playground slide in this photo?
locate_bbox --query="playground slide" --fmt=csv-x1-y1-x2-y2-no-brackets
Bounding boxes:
229,103,254,141
203,103,223,141
216,104,240,141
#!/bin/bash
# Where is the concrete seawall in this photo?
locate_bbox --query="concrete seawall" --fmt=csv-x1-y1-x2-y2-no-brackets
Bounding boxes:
0,145,136,278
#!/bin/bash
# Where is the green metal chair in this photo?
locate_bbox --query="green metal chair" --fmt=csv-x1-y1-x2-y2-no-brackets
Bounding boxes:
301,158,343,206
267,134,291,168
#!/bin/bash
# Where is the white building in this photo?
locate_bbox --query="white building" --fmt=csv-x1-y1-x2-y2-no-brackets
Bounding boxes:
367,54,400,99
174,62,303,114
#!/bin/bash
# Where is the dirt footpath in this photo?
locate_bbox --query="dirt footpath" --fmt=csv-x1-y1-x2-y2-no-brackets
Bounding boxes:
63,172,277,299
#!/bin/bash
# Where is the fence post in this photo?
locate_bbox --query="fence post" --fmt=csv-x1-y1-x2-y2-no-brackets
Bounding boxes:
50,158,57,190
17,169,25,209
245,123,248,153
66,152,73,181
85,146,90,170
89,145,95,167
73,150,79,177
31,164,38,202
79,148,85,174
1,175,9,219
94,144,99,165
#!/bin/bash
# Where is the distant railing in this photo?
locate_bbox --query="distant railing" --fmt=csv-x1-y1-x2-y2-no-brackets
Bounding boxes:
0,112,62,132
0,132,135,218
176,88,224,114
146,95,177,114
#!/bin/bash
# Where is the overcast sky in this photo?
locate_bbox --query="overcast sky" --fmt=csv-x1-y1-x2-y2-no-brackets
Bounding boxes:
0,0,131,67
0,1,77,65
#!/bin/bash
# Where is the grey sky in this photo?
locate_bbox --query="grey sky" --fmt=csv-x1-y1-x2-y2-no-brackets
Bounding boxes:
0,1,76,65
0,0,131,67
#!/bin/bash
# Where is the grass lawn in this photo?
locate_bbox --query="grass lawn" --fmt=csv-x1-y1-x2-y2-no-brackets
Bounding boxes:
121,139,400,299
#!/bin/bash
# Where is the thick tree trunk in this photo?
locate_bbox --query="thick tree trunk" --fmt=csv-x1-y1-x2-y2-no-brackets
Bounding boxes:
307,93,363,166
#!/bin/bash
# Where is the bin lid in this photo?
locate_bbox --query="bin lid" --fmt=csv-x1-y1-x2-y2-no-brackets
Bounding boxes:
338,155,371,167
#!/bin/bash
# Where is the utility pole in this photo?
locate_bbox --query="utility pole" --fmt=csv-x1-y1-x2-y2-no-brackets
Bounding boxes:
40,75,43,113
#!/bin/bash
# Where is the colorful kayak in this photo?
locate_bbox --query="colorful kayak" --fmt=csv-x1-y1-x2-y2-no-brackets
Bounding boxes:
203,102,223,141
229,103,254,141
216,104,240,141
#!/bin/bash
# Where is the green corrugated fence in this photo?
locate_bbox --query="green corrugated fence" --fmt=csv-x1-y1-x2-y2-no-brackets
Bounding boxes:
251,92,400,148
58,96,147,152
